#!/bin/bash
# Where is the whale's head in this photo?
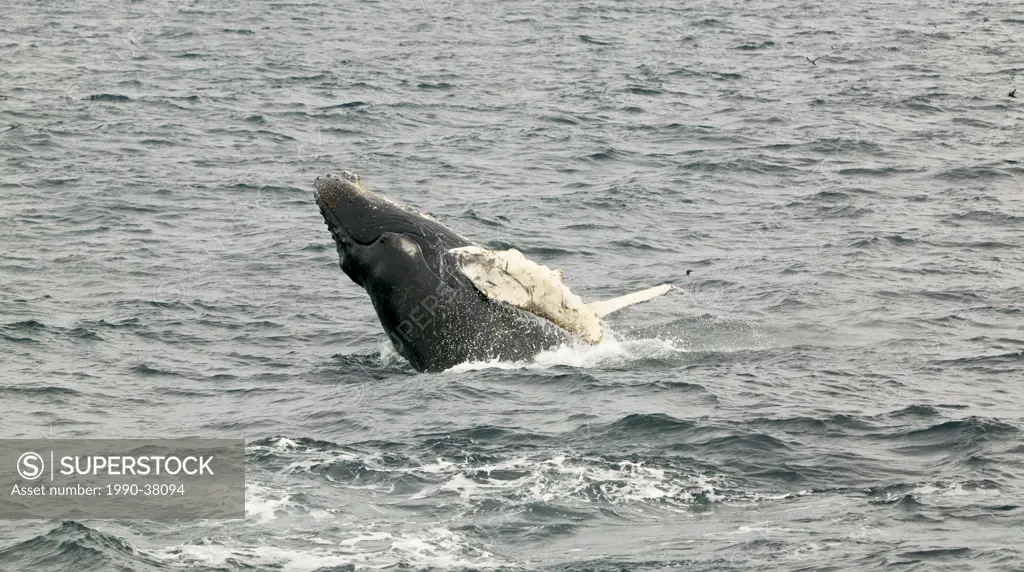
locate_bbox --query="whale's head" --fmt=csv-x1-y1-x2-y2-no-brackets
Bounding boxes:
314,172,472,287
314,172,394,245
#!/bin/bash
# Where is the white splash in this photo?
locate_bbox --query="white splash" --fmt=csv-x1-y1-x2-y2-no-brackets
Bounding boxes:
445,330,686,373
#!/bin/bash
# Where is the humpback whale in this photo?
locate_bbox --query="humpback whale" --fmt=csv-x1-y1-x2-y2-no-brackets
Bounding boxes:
314,172,672,372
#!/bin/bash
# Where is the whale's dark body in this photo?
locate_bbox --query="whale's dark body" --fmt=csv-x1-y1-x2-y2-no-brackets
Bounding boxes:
314,173,567,372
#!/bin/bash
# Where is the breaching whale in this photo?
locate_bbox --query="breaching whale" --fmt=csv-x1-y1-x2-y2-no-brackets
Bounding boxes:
314,172,672,372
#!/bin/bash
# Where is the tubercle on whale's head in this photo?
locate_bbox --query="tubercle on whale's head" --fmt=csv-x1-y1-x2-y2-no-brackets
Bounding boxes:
314,170,442,246
313,171,365,212
314,171,432,222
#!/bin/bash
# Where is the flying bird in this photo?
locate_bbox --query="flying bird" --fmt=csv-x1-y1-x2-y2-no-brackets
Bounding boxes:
806,56,819,66
1010,88,1017,98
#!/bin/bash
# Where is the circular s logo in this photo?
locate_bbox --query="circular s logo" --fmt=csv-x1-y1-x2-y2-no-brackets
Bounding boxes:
17,452,44,480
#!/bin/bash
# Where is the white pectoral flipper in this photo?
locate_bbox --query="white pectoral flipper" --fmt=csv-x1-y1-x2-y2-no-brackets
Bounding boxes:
589,284,673,317
448,246,604,343
447,246,672,344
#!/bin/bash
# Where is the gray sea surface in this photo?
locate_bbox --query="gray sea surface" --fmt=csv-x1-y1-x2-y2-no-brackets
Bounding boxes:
1,0,1022,570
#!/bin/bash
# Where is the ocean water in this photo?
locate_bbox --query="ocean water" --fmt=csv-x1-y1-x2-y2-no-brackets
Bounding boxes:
1,0,1022,570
